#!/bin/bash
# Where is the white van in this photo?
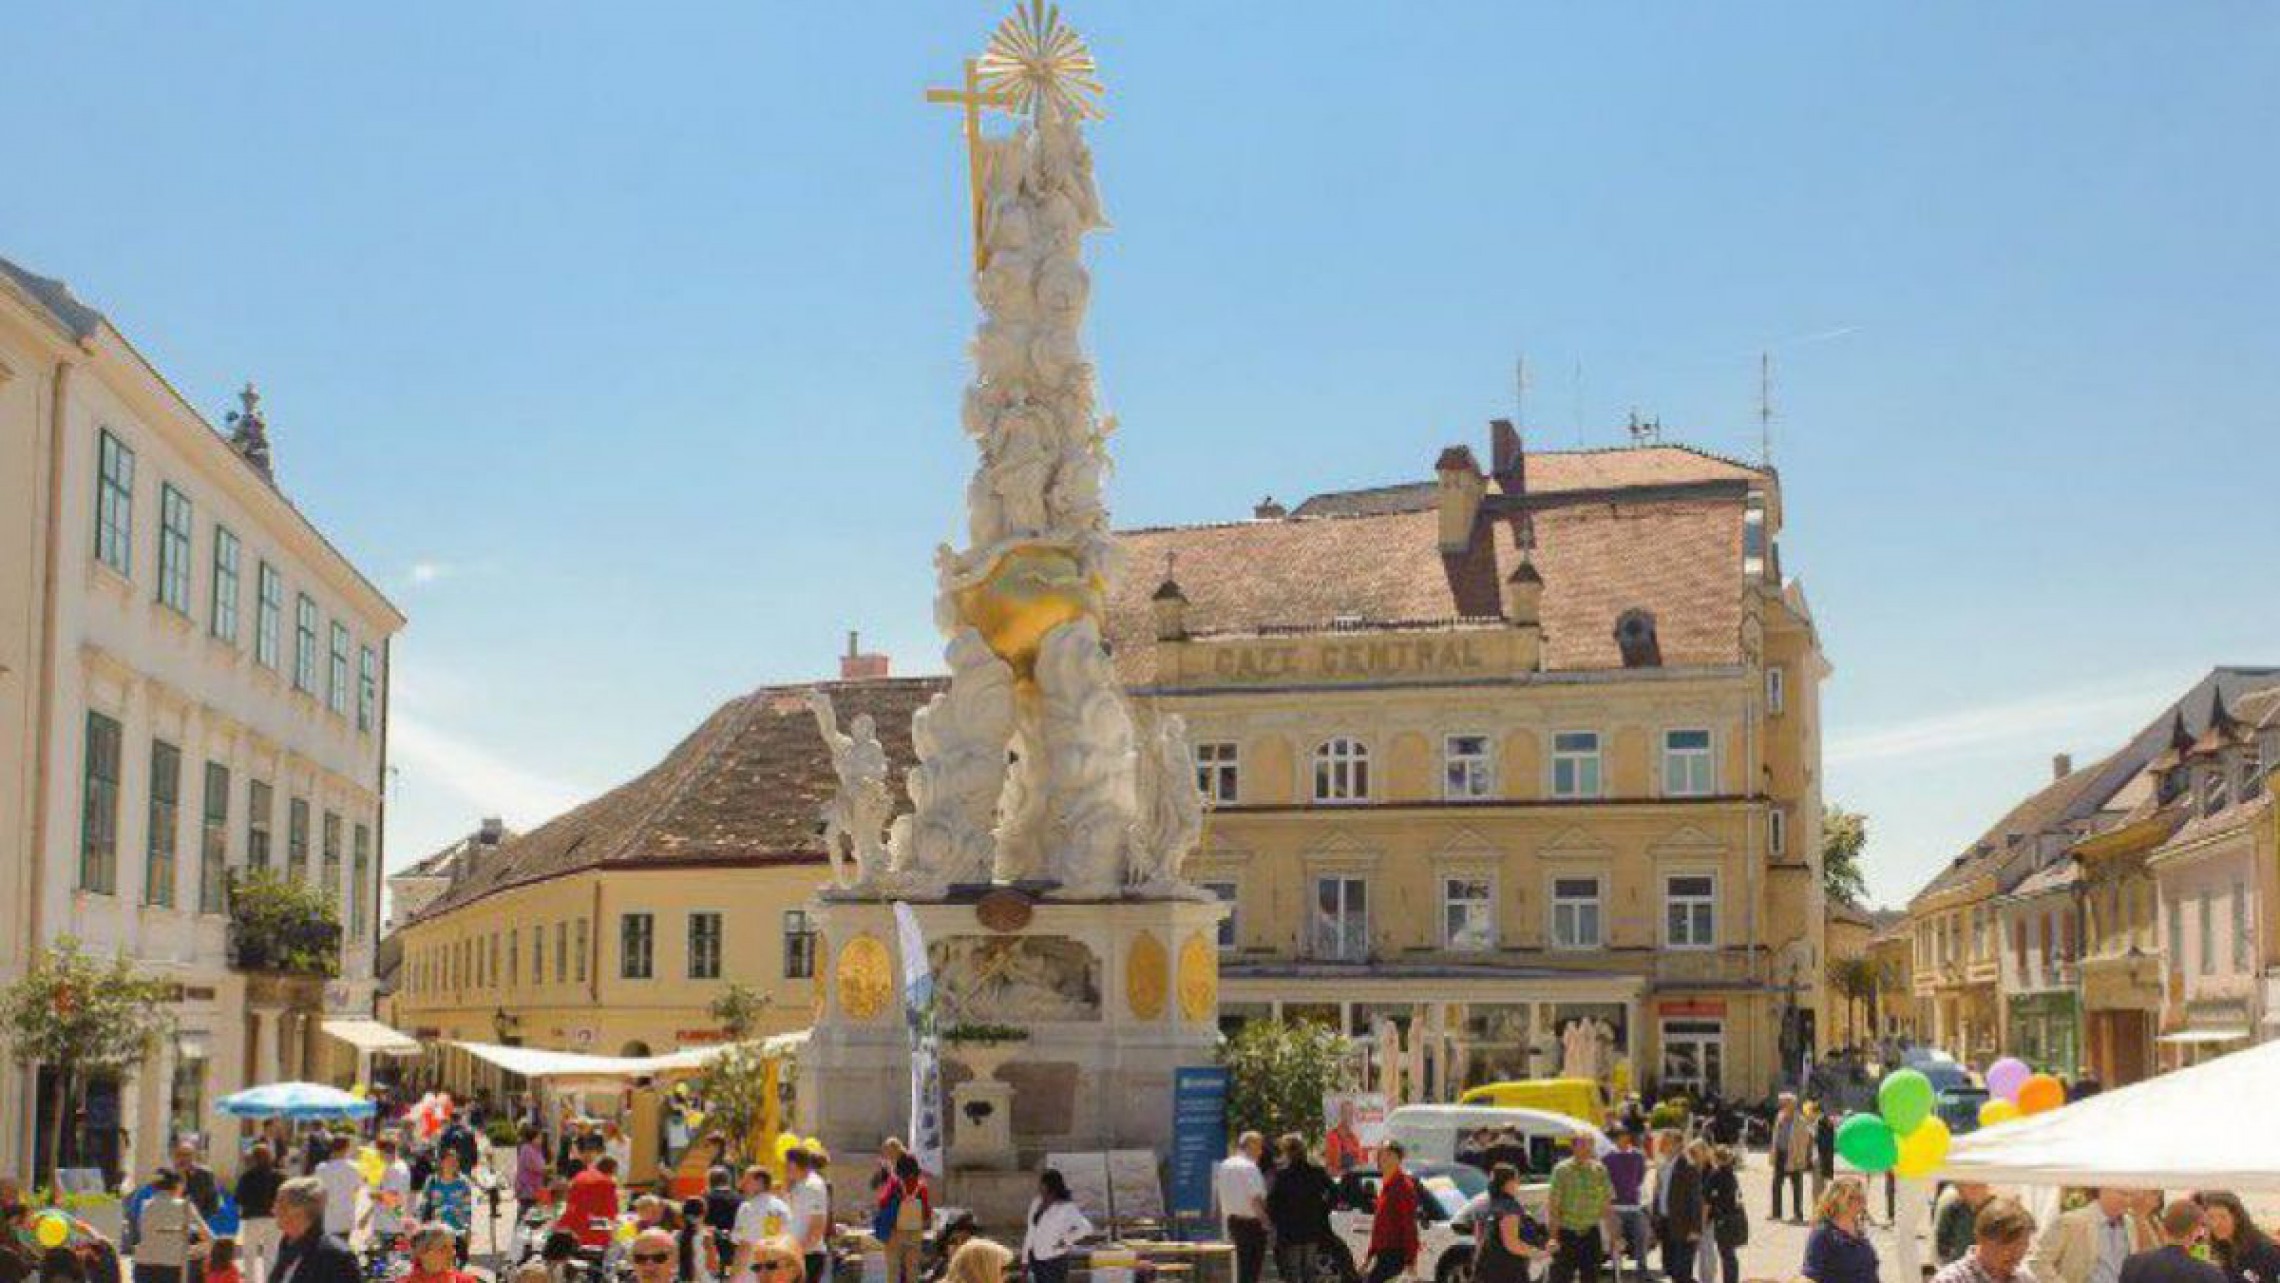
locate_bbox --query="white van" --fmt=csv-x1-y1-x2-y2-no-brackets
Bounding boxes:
1383,1104,1615,1179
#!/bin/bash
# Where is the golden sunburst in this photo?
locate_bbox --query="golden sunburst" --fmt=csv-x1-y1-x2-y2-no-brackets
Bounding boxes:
976,0,1106,123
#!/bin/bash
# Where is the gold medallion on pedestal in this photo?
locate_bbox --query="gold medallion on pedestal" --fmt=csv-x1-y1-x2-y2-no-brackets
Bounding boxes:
1178,932,1217,1024
835,934,892,1021
1126,931,1168,1020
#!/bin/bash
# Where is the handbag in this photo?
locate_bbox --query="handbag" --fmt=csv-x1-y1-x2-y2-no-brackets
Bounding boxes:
1715,1207,1748,1248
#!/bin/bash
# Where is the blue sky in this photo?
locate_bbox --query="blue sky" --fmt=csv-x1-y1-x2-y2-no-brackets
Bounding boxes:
6,3,2275,908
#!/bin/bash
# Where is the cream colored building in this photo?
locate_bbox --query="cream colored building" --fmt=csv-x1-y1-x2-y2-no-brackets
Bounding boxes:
0,256,403,1178
387,668,932,1096
1107,425,1830,1098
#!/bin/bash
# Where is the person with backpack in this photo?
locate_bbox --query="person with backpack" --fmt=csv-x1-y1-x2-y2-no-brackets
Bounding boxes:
872,1155,932,1283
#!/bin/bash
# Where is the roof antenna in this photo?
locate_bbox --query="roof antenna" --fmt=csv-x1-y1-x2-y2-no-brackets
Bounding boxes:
1758,350,1775,466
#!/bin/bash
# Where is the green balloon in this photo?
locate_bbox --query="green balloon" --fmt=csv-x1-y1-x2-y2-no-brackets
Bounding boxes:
1836,1113,1899,1173
1878,1068,1935,1136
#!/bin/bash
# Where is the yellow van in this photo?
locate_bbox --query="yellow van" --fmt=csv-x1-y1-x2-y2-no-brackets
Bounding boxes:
1455,1078,1609,1126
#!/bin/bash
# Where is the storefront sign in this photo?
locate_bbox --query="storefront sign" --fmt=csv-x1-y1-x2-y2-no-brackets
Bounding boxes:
1658,999,1727,1018
1169,1067,1228,1226
675,1029,733,1045
1193,635,1499,685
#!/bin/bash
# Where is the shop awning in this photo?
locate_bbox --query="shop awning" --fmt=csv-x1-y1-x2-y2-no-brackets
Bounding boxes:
2154,1027,2249,1045
447,1035,803,1084
321,1018,425,1057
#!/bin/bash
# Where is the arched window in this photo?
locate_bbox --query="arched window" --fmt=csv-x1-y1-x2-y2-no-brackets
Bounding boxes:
1313,737,1370,803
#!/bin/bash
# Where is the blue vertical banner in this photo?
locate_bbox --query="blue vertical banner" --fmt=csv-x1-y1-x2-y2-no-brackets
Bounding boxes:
893,902,945,1175
1170,1066,1229,1225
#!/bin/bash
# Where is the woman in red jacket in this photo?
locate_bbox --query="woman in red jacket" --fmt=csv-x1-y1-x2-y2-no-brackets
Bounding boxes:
875,1155,932,1283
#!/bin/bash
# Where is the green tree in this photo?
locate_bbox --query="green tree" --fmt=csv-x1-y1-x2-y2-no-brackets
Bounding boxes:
1827,956,1880,1045
1218,1019,1354,1145
1822,805,1869,908
693,1041,781,1162
0,937,175,1185
227,868,342,976
708,982,775,1039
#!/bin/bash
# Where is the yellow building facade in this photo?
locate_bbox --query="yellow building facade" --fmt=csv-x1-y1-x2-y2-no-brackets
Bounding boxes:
1111,428,1829,1099
386,676,938,1095
392,429,1830,1104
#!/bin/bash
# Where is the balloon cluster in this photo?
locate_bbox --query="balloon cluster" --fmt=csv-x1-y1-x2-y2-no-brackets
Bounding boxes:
1834,1069,1950,1178
1976,1057,2064,1128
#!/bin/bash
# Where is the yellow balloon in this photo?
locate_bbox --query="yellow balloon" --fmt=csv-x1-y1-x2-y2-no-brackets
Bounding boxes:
685,1111,706,1130
35,1214,70,1248
1894,1115,1952,1179
349,1083,369,1100
1978,1098,2021,1129
614,1219,638,1244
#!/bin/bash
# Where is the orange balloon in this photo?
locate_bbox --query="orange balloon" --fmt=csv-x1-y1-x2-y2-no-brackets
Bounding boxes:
2017,1073,2066,1115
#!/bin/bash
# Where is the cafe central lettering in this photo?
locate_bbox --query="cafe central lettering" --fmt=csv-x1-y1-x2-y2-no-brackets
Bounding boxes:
1205,635,1491,683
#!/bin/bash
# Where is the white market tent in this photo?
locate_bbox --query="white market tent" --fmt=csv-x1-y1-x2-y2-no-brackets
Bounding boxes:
1941,1038,2280,1192
447,1034,805,1087
321,1018,424,1057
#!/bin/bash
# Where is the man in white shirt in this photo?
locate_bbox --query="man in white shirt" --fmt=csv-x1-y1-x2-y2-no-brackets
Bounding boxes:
1214,1132,1270,1283
313,1137,364,1241
785,1149,833,1283
732,1166,793,1275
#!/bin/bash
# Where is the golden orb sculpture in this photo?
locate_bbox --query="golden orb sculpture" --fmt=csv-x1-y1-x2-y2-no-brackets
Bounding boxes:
953,543,1104,678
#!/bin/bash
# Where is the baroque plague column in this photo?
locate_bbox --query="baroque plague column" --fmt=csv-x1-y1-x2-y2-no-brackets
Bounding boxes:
799,3,1225,1187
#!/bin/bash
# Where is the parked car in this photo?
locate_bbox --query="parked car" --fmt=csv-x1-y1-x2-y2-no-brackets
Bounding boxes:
1382,1105,1613,1180
1917,1059,1990,1134
1318,1162,1489,1283
1453,1078,1609,1126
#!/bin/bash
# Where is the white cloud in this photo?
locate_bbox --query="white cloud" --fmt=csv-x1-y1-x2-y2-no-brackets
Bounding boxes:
402,559,497,589
388,711,593,829
1827,669,2194,768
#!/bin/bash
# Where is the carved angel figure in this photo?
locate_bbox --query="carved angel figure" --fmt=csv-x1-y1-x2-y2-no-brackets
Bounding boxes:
899,629,1018,888
808,690,893,890
1034,619,1137,898
1128,713,1205,893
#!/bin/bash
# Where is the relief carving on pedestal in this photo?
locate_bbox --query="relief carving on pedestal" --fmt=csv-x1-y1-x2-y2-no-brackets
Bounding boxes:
932,935,1101,1023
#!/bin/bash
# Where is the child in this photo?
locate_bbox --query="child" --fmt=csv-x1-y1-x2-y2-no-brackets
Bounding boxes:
204,1240,240,1283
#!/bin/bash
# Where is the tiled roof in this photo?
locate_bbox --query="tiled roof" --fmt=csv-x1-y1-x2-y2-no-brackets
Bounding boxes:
1908,667,2280,908
1289,444,1765,518
406,677,943,923
0,254,105,341
1108,495,1748,685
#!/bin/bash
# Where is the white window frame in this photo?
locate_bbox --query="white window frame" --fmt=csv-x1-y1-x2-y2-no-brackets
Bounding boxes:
1199,879,1240,951
1765,666,1787,716
1662,728,1715,798
1550,730,1603,800
1440,873,1497,951
1195,742,1239,805
1664,872,1718,950
1312,736,1371,804
1443,733,1495,800
1549,873,1604,951
1311,874,1370,961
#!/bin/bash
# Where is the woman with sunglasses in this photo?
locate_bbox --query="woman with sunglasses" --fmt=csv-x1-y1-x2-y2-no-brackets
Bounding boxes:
746,1236,808,1283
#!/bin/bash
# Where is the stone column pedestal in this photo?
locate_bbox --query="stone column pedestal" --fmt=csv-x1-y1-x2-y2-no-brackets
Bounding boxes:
801,890,1226,1198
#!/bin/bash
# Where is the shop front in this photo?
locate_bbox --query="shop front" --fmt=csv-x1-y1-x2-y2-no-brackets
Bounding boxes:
2005,991,2080,1078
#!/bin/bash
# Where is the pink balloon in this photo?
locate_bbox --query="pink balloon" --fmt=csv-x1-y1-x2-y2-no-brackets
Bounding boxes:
1986,1057,2031,1102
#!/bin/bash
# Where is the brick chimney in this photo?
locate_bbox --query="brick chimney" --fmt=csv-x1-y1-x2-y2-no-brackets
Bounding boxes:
1490,418,1526,495
839,630,891,681
2052,752,2073,781
1435,445,1485,554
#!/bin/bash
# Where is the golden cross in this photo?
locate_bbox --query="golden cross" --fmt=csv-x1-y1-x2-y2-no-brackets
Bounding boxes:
926,57,1016,272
